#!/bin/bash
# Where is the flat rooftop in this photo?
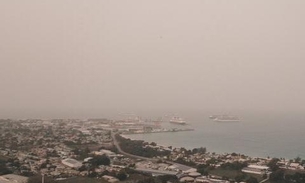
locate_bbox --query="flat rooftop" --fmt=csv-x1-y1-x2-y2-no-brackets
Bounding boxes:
0,174,28,183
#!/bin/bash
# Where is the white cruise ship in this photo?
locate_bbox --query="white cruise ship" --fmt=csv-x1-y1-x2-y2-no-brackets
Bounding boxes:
169,116,187,125
210,115,240,122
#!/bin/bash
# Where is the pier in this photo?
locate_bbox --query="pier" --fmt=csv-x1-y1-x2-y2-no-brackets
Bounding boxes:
121,128,194,134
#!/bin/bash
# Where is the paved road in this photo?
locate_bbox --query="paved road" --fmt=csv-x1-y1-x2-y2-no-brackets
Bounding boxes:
111,131,195,171
259,174,270,183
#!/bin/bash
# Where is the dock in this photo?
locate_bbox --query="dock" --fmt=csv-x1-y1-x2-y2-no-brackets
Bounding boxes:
121,128,194,134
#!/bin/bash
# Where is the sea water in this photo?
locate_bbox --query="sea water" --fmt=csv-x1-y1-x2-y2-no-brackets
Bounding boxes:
124,111,305,160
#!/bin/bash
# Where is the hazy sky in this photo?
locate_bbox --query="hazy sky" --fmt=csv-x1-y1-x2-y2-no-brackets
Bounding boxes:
1,1,305,118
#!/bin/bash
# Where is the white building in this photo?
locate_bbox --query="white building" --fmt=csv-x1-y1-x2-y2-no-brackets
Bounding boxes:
84,157,93,162
179,176,194,182
0,174,28,183
242,165,270,175
289,163,304,170
100,149,117,157
102,175,119,183
62,158,82,169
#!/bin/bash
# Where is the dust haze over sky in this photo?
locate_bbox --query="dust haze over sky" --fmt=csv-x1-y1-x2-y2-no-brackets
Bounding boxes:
1,1,305,118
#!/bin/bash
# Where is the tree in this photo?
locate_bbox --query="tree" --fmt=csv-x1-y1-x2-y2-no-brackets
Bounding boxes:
269,169,284,182
174,157,196,167
192,147,206,154
116,135,170,158
157,175,178,183
150,142,157,146
221,161,248,170
116,170,128,181
0,164,12,175
246,176,258,183
87,171,97,178
197,164,208,175
27,175,55,183
206,157,217,165
286,172,305,183
231,152,238,156
235,173,246,182
222,176,229,181
90,155,110,167
268,158,279,171
138,177,155,183
294,156,302,163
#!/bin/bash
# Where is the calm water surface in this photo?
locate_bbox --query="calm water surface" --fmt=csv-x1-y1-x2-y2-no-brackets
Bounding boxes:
125,112,305,159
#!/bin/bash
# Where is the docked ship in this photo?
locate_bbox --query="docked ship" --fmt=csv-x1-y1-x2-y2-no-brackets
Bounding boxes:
210,115,240,122
209,115,221,120
169,116,187,125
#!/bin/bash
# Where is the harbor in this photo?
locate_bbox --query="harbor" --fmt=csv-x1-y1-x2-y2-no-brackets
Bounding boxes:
121,128,194,134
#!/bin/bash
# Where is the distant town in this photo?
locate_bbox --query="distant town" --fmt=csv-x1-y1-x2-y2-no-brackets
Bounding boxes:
0,118,304,183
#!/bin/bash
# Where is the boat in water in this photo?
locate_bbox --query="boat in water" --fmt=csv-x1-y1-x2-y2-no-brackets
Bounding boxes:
169,116,187,125
210,115,240,122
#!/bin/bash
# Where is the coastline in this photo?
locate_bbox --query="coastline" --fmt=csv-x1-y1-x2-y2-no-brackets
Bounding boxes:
119,133,282,163
122,131,304,160
121,134,173,149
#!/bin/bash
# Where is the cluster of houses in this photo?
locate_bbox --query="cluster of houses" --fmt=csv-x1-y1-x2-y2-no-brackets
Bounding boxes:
134,160,229,183
0,119,128,182
0,119,305,183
